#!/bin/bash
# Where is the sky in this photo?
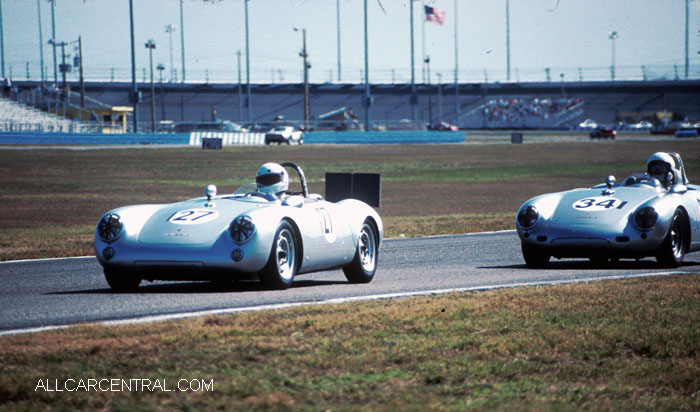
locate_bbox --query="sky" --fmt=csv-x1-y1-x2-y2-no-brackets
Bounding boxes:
0,0,698,84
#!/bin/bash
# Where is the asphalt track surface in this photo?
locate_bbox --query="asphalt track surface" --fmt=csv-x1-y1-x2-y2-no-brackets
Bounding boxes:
2,230,699,335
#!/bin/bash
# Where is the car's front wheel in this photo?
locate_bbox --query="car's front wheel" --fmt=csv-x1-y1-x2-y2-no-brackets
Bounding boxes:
656,209,688,268
104,269,141,292
521,243,550,268
343,221,378,283
259,221,298,289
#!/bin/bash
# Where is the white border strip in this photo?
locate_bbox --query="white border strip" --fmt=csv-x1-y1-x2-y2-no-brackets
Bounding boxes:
0,270,682,337
0,256,94,265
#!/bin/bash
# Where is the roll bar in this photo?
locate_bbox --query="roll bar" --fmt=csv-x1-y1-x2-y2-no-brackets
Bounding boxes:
280,162,309,198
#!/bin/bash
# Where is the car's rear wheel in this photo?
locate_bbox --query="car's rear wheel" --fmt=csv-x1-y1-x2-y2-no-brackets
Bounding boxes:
104,269,141,292
343,221,379,283
259,221,298,289
656,209,688,268
521,243,550,268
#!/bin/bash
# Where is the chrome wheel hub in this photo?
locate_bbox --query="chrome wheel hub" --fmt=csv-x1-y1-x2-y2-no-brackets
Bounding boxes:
276,229,295,280
359,226,376,272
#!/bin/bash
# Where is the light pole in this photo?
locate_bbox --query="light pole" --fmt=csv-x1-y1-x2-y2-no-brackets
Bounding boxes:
47,37,83,114
165,24,176,83
179,0,185,120
50,0,57,85
409,0,417,129
505,0,511,82
560,73,565,97
145,39,156,133
336,0,341,82
157,63,166,121
129,0,139,132
608,31,618,81
237,49,242,121
37,0,45,82
77,36,83,109
1,0,5,79
363,0,372,132
244,0,252,121
294,27,310,128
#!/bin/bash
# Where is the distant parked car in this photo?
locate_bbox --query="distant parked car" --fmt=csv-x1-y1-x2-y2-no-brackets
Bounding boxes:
627,121,653,131
243,122,274,133
589,126,616,139
650,126,678,135
427,121,459,131
265,125,304,145
675,127,698,138
578,119,598,130
174,120,245,133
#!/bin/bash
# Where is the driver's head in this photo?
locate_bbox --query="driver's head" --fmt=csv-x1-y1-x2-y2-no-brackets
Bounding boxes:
646,152,678,187
256,163,288,196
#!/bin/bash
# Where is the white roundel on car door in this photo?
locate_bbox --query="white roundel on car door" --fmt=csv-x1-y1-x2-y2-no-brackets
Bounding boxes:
168,209,220,225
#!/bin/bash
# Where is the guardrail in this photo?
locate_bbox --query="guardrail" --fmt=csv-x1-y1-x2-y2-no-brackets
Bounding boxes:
0,130,467,146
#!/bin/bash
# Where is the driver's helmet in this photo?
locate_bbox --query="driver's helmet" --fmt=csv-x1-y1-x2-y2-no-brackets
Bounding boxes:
256,163,288,196
646,152,681,187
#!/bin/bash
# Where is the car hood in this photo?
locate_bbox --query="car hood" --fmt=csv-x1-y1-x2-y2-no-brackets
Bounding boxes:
138,197,272,245
550,186,659,229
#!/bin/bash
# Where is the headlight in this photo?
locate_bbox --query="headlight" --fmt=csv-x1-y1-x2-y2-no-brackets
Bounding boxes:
517,206,539,229
98,213,123,242
635,207,658,230
230,215,256,244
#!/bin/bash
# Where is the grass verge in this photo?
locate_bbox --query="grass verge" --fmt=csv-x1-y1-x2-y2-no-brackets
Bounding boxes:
1,275,699,411
2,140,699,261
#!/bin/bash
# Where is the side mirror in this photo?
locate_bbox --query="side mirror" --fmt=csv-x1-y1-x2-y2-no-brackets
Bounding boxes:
603,175,616,195
605,175,616,188
205,184,217,201
670,184,688,194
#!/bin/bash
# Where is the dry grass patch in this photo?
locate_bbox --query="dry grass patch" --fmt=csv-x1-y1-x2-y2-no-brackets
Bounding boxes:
1,275,699,411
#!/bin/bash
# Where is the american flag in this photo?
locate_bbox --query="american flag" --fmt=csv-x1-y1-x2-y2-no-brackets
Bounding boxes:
424,5,445,25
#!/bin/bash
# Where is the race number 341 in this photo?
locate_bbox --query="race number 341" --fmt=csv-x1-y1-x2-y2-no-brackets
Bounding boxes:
572,197,628,211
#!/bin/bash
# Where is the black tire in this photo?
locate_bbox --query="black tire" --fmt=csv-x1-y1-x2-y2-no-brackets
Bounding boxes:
589,255,609,266
104,268,141,292
259,221,298,290
656,209,688,268
343,221,378,283
521,243,550,269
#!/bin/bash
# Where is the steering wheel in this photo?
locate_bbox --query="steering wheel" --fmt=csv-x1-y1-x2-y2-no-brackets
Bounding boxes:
245,191,273,200
634,176,660,187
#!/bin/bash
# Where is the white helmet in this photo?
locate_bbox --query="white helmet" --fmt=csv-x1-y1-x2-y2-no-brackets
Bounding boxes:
646,152,681,188
256,163,288,196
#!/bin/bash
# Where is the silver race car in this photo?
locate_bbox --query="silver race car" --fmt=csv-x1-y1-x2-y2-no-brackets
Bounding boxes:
95,162,382,291
516,152,700,268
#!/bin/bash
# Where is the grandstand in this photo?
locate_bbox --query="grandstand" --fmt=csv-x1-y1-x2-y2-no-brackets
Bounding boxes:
5,79,700,131
0,96,84,132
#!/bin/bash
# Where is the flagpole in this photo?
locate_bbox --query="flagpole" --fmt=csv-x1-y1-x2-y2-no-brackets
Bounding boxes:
421,0,426,83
